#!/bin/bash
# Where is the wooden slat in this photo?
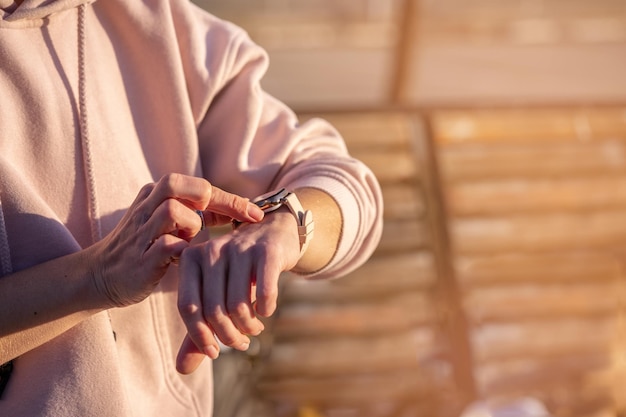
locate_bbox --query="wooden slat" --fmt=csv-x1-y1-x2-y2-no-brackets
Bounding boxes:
472,317,617,362
262,327,440,378
378,218,430,253
432,108,626,145
272,292,437,337
440,140,626,182
281,252,437,302
305,113,414,149
475,352,612,394
586,108,626,136
258,369,455,407
450,209,626,255
419,0,626,51
382,183,426,220
351,148,419,183
454,252,621,287
475,360,616,417
475,356,617,417
244,20,397,49
433,109,586,144
463,282,619,323
447,176,626,216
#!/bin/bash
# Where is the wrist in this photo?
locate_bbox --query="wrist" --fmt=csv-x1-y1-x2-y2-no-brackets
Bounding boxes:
81,244,117,310
286,188,342,275
234,188,314,258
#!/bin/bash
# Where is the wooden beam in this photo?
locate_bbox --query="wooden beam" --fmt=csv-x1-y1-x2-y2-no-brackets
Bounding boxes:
390,0,419,105
417,114,478,406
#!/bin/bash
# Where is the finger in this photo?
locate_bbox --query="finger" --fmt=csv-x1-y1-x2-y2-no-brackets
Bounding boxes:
111,182,156,231
254,255,282,318
143,198,203,242
205,187,265,224
142,173,213,214
132,182,157,206
139,174,263,224
178,250,221,360
226,255,265,336
202,254,251,351
202,212,241,228
143,233,189,271
176,334,206,374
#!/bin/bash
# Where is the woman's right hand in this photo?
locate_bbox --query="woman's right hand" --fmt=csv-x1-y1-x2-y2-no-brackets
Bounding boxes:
88,173,264,308
1,173,265,363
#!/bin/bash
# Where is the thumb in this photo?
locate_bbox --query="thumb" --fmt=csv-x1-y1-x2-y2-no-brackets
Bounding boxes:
176,334,207,374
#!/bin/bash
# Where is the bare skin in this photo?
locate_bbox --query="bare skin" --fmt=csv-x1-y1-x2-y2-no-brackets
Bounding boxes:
176,187,342,374
0,173,264,364
0,175,343,374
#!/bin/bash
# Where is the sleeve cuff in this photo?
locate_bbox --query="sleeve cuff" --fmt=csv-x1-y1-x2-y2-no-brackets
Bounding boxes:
281,175,360,279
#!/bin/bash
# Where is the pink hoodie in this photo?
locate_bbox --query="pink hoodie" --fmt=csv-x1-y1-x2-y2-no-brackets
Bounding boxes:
0,0,383,415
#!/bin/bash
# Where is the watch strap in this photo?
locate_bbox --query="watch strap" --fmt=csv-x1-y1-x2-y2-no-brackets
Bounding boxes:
283,192,314,256
232,189,314,257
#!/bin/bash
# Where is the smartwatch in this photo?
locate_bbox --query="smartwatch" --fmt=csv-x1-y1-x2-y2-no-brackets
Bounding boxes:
235,188,314,256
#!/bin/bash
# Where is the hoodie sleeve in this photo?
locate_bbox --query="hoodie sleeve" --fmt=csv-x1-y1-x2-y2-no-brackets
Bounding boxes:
172,2,383,279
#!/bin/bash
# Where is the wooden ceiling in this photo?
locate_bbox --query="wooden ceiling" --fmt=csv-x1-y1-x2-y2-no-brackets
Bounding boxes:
194,0,626,110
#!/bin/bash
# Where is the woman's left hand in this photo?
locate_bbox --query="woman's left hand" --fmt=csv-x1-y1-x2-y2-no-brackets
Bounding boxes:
175,208,301,374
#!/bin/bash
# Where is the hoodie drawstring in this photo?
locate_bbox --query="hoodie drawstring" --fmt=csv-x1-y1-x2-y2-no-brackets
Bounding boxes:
77,3,102,243
78,3,115,339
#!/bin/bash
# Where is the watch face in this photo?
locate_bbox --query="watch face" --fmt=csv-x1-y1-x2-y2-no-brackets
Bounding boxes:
253,188,290,213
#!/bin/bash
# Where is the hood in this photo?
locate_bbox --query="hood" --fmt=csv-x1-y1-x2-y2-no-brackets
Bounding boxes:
0,0,104,242
0,0,92,25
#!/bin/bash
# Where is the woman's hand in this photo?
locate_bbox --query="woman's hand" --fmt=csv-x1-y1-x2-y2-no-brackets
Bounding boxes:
0,173,265,363
176,207,302,374
88,173,264,308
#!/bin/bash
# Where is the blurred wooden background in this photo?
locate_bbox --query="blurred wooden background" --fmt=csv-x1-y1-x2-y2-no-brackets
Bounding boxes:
194,1,626,416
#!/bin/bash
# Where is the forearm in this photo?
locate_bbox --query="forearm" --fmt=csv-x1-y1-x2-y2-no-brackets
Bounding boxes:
291,187,342,274
0,247,105,363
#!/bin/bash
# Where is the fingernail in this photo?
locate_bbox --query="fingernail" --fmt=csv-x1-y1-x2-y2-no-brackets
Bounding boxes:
204,345,219,359
238,342,250,351
247,203,264,222
256,322,265,335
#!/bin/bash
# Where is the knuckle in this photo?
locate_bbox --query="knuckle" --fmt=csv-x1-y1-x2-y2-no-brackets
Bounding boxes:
130,209,150,228
227,302,249,320
200,179,212,204
178,301,200,320
202,303,223,322
256,276,279,300
219,191,242,212
159,235,188,258
204,242,224,263
179,246,196,264
231,194,247,212
161,198,179,221
226,236,253,254
179,245,206,267
138,183,155,199
258,286,278,304
160,173,181,195
251,241,271,256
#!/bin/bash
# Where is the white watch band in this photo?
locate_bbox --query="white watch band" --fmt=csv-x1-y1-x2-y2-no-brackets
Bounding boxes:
233,188,315,257
282,192,315,256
